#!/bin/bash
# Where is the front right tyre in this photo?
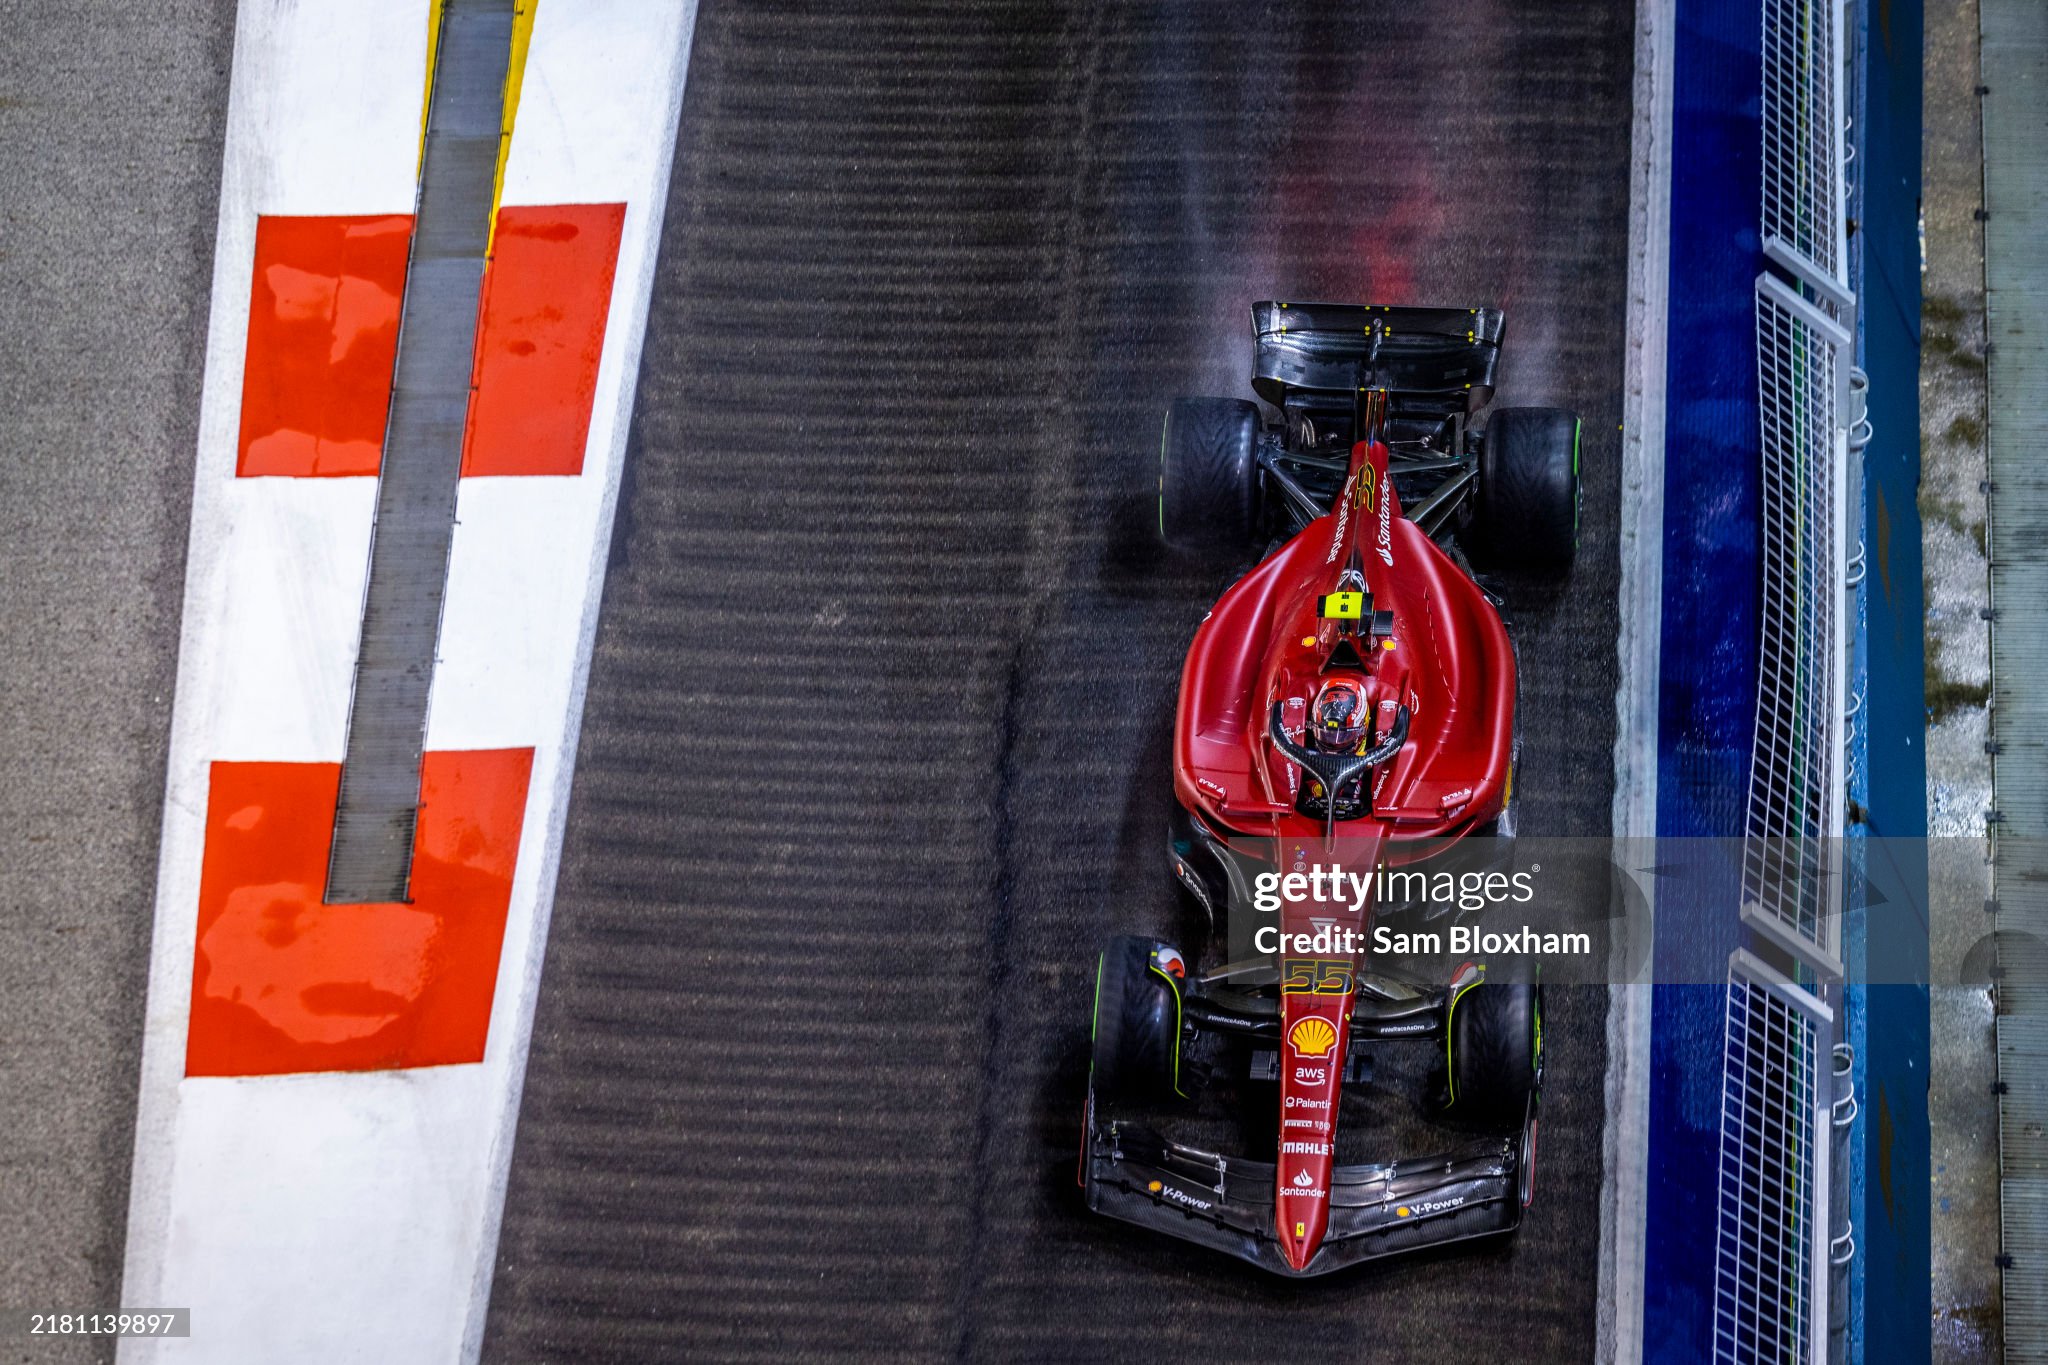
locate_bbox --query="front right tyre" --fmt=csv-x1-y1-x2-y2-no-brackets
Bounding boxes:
1090,935,1189,1102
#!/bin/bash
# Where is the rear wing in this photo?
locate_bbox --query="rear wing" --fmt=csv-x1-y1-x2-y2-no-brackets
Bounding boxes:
1251,301,1504,419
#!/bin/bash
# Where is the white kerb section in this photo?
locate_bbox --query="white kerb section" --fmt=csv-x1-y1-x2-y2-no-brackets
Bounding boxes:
117,4,698,1362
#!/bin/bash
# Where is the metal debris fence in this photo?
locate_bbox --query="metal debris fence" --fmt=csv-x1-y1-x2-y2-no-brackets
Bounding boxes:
1712,0,1859,1360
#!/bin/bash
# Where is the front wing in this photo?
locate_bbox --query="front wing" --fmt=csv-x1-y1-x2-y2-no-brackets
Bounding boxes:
1083,1103,1524,1277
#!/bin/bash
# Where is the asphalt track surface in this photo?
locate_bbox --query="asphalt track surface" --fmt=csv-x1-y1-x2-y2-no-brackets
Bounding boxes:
487,3,1634,1360
0,3,234,1357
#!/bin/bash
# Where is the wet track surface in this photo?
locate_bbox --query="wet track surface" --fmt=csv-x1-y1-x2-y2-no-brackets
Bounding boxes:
486,2,1633,1359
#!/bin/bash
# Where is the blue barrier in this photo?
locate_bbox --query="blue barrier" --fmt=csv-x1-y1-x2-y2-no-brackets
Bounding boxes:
1644,1,1765,1357
1642,1,1927,1360
1844,0,1930,1357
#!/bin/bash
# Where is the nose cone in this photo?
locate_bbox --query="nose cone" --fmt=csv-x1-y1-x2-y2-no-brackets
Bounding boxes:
1276,1177,1328,1270
1275,993,1345,1273
1267,851,1374,1276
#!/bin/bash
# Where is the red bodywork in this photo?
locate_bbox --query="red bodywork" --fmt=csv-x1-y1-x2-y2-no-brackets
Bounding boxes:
1171,437,1515,1269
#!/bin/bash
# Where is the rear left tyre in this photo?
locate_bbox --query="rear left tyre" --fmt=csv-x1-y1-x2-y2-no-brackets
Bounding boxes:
1091,935,1189,1102
1159,397,1261,560
1472,406,1580,574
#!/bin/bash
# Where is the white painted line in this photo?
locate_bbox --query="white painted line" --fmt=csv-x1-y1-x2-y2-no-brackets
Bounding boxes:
1598,0,1674,1361
120,5,425,1349
118,3,699,1361
209,482,377,760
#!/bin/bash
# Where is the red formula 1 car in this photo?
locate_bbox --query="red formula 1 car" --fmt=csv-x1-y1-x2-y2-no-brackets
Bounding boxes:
1082,302,1578,1275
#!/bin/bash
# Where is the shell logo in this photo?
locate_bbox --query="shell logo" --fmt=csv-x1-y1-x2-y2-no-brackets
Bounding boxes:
1397,1205,1412,1218
1288,1016,1337,1058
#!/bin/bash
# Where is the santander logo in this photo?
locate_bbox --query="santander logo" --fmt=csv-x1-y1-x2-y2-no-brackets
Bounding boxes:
1375,464,1394,566
1327,475,1354,563
1288,1168,1327,1200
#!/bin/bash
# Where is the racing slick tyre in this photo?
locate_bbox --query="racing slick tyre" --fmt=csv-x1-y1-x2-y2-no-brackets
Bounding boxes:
1159,397,1260,559
1432,978,1541,1128
1091,936,1189,1103
1473,406,1580,574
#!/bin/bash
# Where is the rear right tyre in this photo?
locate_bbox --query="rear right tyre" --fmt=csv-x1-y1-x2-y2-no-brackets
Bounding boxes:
1159,397,1261,560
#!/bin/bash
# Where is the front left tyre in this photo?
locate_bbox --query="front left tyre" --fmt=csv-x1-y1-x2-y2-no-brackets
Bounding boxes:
1159,396,1261,559
1091,935,1189,1102
1431,976,1541,1128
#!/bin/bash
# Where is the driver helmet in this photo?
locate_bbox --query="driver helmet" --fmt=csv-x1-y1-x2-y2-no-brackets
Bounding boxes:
1310,676,1371,752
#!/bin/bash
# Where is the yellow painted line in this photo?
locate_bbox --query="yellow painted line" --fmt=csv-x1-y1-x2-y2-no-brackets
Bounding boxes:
417,0,538,253
490,1,538,251
419,0,445,179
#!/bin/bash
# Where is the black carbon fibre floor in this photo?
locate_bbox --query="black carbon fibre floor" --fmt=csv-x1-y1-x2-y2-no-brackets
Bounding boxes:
485,3,1633,1359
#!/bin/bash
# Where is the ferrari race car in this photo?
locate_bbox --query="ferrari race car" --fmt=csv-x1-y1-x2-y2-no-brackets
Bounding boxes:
1082,302,1579,1275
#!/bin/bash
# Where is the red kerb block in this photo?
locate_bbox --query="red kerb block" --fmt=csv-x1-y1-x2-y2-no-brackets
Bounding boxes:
185,748,533,1077
465,203,628,476
236,215,409,477
235,205,626,479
